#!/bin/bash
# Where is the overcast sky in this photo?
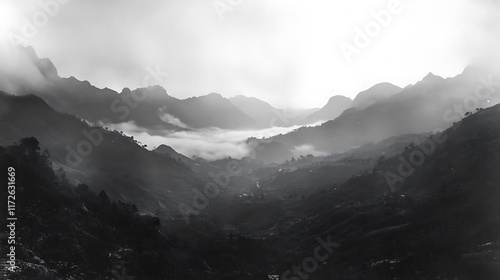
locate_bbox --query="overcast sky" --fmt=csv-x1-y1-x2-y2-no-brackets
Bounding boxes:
0,0,499,108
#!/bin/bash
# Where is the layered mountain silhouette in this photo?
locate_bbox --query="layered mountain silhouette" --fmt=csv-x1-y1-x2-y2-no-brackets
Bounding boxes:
1,44,500,279
2,46,422,132
1,46,264,130
229,95,289,127
154,144,193,165
271,103,500,279
3,99,499,279
297,83,401,125
264,65,500,154
300,95,353,124
0,91,203,212
230,94,325,127
351,82,402,109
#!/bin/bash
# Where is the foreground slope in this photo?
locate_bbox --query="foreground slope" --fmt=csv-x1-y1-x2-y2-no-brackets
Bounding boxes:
269,103,500,279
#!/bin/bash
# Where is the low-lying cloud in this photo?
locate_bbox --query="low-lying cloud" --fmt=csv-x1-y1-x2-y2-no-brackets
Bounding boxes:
105,121,324,160
158,109,190,129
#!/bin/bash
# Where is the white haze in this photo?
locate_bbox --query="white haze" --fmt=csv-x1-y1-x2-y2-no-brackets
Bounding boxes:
158,110,191,129
104,121,325,160
1,0,500,108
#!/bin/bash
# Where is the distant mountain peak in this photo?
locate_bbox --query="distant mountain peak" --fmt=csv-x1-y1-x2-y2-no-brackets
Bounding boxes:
231,94,261,101
154,144,176,153
352,82,402,109
300,94,353,124
327,95,352,103
424,72,435,78
121,87,132,94
154,144,192,163
422,72,444,83
370,82,399,89
18,45,58,79
232,94,248,98
18,45,38,60
138,85,169,98
205,92,224,99
146,84,167,92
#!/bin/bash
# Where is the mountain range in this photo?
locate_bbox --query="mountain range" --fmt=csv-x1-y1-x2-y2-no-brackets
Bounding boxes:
1,45,500,279
3,91,500,279
264,65,500,154
0,91,202,212
3,46,437,133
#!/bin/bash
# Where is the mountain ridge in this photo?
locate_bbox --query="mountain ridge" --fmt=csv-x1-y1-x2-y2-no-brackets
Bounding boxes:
262,65,500,154
2,46,261,130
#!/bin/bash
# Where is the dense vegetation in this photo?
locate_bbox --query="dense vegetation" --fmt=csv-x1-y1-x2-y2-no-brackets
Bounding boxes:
3,102,500,279
0,138,170,279
0,138,286,279
1,57,500,279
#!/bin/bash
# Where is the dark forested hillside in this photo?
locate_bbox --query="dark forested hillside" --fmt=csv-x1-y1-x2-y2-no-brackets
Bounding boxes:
0,139,287,280
0,138,168,279
0,92,202,212
1,98,500,280
1,1,499,279
266,104,500,279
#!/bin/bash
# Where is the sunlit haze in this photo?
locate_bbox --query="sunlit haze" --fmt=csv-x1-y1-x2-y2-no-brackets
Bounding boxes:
1,0,499,108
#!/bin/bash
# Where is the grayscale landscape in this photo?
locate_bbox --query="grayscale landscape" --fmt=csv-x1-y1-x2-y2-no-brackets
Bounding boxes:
0,1,500,279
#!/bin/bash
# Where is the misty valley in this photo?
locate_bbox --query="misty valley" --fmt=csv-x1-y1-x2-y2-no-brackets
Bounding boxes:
0,45,499,280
